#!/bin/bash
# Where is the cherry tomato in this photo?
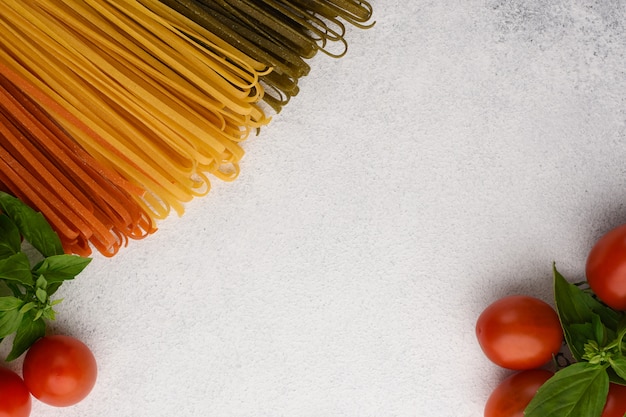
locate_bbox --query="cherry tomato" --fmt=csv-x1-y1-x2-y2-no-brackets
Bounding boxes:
476,295,563,370
22,335,97,407
601,383,626,417
0,367,31,417
586,224,626,310
484,369,553,417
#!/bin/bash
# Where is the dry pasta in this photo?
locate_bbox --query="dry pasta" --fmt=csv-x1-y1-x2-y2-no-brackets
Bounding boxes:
0,0,373,256
0,64,155,256
0,0,269,225
156,0,374,111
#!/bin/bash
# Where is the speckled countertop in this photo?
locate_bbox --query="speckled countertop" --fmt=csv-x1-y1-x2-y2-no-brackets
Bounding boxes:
5,2,626,416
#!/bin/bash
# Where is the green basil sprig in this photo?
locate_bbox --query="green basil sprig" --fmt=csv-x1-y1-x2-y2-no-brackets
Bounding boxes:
525,265,626,417
0,192,91,361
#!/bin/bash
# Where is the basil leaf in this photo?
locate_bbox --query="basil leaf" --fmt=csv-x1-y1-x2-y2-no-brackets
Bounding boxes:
32,255,91,284
569,322,598,358
0,252,33,287
554,266,623,360
5,312,45,361
0,214,21,260
46,282,63,296
0,308,24,338
593,313,610,346
0,296,24,311
0,192,63,257
35,288,47,304
617,317,626,354
608,368,626,385
609,357,626,381
19,302,35,314
524,362,609,417
0,281,12,297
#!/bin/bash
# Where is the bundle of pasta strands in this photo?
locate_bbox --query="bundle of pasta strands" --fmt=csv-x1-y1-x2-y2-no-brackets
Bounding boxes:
0,66,155,257
0,0,270,255
156,0,374,111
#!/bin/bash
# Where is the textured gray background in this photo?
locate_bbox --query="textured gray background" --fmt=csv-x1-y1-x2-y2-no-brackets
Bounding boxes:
6,2,626,416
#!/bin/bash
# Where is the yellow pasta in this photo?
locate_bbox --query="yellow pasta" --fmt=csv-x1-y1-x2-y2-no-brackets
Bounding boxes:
0,0,373,256
0,0,270,225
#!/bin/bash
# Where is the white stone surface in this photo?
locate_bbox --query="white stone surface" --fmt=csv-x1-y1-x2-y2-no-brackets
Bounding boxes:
9,1,626,416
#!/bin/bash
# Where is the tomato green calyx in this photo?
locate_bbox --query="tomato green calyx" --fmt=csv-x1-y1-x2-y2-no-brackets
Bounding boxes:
0,192,91,361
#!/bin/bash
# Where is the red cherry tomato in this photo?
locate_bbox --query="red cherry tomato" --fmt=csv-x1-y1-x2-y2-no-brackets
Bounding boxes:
602,383,626,417
22,335,97,407
586,224,626,310
476,295,563,370
484,369,553,417
0,367,31,417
